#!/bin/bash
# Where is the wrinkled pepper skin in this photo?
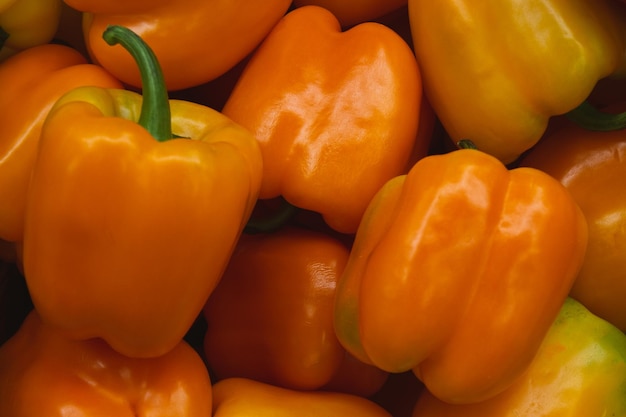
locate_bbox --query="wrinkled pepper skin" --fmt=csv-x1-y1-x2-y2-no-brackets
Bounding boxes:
291,0,407,27
0,0,62,61
212,377,392,417
0,43,122,243
0,311,213,416
411,298,626,417
334,148,588,404
222,5,423,234
408,0,626,164
203,227,387,396
520,105,626,332
65,0,291,90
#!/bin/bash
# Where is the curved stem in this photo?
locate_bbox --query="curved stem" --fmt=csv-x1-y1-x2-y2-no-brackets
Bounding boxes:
0,26,9,52
102,25,172,142
457,139,478,150
566,100,626,131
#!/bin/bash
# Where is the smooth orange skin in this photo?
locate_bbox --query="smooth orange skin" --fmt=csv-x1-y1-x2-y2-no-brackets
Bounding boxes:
292,0,407,27
520,106,626,332
203,227,387,395
0,43,122,243
66,0,291,91
408,0,626,164
212,377,392,417
222,5,422,234
0,311,213,416
334,148,588,404
22,86,263,358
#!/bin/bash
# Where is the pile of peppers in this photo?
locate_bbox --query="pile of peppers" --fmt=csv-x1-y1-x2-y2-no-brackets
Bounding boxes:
1,1,626,416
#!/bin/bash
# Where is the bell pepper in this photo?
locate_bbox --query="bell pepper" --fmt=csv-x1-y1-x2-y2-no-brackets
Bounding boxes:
0,0,62,61
0,310,213,416
0,43,122,243
203,226,387,396
65,0,291,91
519,103,626,332
334,147,588,404
411,298,626,417
408,0,626,164
212,377,392,417
222,5,423,234
291,0,408,27
21,26,263,358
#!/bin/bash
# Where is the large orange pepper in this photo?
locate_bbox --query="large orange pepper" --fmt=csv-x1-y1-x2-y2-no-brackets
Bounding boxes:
411,298,626,417
64,0,291,91
223,6,423,234
519,104,626,332
0,310,213,416
212,377,392,417
21,26,262,358
291,0,408,27
0,43,122,243
203,227,387,396
334,147,588,404
408,0,626,164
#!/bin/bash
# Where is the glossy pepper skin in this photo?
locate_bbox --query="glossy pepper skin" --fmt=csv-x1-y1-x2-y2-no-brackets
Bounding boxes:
212,377,392,417
411,298,626,417
222,5,423,234
0,0,62,61
334,148,588,404
203,227,387,396
0,43,122,243
291,0,407,27
0,310,213,416
408,0,626,164
520,105,626,332
22,26,263,358
65,0,291,91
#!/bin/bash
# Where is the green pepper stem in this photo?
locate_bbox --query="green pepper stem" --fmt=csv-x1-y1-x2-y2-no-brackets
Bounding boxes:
566,100,626,131
102,25,172,142
244,198,299,234
457,139,478,150
0,26,9,52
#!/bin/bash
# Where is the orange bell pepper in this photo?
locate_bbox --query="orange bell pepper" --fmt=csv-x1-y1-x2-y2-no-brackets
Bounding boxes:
0,0,62,61
334,147,588,404
0,310,213,416
64,0,291,91
21,26,262,358
212,377,392,417
203,226,387,396
0,43,122,243
291,0,408,27
222,5,423,234
411,298,626,417
408,0,626,164
520,103,626,332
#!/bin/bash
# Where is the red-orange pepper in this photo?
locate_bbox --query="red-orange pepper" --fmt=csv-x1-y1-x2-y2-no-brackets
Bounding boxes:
334,147,588,404
203,227,387,396
291,0,408,27
65,0,291,90
222,5,423,234
0,310,213,416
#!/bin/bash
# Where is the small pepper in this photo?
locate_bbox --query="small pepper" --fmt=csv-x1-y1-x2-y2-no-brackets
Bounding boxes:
411,298,626,417
0,0,62,61
203,227,387,396
0,310,213,416
334,147,588,404
22,26,263,358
